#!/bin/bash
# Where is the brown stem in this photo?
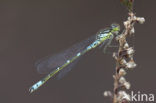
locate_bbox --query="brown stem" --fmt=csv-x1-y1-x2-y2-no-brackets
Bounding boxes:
112,11,145,103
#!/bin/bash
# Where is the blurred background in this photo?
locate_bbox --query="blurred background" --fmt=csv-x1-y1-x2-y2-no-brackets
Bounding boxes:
0,0,155,103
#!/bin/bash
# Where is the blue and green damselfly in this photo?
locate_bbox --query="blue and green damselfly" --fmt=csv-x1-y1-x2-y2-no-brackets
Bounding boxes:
29,24,120,93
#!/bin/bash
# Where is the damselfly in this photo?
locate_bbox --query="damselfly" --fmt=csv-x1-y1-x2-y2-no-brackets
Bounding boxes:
29,24,120,93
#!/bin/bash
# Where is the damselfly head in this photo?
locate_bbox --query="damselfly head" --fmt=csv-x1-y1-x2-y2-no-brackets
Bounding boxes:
111,23,120,35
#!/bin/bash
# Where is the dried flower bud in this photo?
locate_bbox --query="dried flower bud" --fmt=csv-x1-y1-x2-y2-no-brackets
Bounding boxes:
123,21,127,27
126,61,137,69
126,47,134,55
133,15,137,20
136,17,145,24
123,82,131,89
124,21,129,28
103,91,112,97
124,42,129,49
119,69,127,76
130,27,135,34
119,77,126,84
118,91,131,102
120,59,127,66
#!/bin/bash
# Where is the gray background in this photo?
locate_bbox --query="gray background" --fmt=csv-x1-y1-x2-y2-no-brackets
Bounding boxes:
0,0,155,103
